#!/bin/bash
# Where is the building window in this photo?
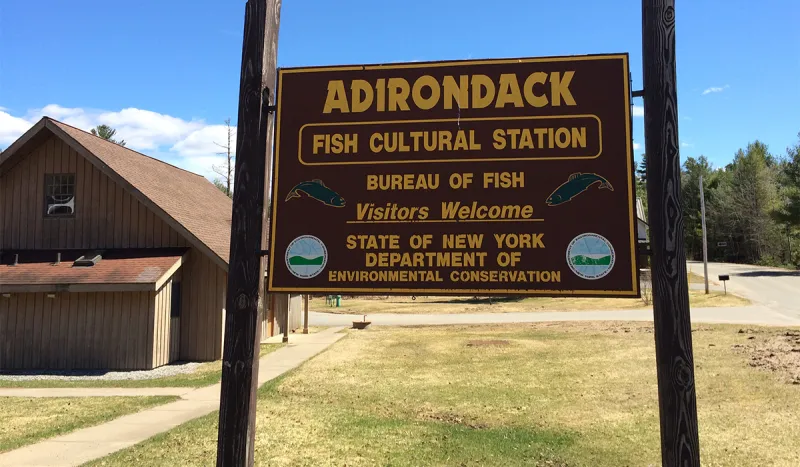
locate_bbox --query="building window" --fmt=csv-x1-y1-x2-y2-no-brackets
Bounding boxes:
44,174,76,217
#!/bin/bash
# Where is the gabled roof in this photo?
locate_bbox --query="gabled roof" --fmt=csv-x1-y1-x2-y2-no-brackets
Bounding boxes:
0,117,232,270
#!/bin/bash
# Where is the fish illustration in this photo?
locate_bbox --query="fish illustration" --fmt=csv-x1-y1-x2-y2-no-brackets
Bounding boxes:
285,179,346,207
546,173,614,206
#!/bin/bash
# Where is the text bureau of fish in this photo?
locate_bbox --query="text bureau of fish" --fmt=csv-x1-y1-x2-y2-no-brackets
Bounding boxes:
326,270,562,284
310,126,589,155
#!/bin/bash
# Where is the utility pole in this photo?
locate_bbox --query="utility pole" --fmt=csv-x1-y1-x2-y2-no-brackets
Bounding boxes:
700,175,709,294
642,0,701,466
216,0,281,465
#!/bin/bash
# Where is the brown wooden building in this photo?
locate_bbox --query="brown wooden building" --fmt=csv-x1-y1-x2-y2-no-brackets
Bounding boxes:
0,117,299,370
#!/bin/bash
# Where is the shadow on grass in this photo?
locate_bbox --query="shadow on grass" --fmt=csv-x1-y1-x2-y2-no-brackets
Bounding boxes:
424,296,529,305
332,412,576,466
735,271,800,278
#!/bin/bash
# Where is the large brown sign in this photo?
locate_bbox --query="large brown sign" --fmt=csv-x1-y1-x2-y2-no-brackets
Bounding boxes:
268,54,639,297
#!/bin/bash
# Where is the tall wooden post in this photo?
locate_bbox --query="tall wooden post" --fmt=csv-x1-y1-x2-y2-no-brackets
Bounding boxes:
642,1,701,465
217,0,281,465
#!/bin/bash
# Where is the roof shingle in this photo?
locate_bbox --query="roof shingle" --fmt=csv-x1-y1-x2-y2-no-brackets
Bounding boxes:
50,119,233,265
0,249,186,291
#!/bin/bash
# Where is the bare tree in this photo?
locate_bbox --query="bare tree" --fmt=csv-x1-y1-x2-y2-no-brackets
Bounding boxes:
212,118,234,198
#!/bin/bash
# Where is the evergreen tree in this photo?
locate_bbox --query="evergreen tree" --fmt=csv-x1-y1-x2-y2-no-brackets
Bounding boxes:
715,141,782,264
90,124,126,146
772,133,800,264
635,153,648,218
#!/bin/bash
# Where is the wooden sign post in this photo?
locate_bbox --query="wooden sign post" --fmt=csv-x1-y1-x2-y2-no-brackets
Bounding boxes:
216,0,281,465
642,0,701,465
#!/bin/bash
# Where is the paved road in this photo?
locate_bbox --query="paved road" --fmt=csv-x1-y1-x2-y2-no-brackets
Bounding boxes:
311,305,800,327
689,261,800,319
310,262,799,328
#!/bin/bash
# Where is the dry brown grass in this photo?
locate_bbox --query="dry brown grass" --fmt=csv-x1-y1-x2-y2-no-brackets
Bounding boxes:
91,323,800,466
312,289,749,315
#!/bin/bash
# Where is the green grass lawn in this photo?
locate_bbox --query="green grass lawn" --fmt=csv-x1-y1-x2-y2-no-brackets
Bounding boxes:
0,343,284,389
0,396,176,453
87,323,800,466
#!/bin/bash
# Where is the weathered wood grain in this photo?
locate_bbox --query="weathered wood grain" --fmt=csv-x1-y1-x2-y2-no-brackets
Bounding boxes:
216,0,281,465
642,1,701,465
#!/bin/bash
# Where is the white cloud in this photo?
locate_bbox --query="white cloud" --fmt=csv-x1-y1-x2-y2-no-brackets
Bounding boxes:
681,142,694,148
98,108,205,150
0,110,34,147
633,142,641,150
632,105,644,117
702,85,729,95
0,105,235,179
172,124,236,157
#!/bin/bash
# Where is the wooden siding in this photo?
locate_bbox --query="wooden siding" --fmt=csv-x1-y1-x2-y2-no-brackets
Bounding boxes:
260,294,271,339
0,291,155,370
151,275,180,368
179,250,226,361
262,294,302,338
0,135,188,250
0,134,232,368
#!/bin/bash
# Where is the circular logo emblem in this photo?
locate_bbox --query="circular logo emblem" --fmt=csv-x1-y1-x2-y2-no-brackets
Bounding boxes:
285,235,328,279
566,233,615,280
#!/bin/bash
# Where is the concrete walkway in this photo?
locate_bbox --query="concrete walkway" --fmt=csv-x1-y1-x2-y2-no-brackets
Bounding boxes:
0,327,346,467
311,306,800,328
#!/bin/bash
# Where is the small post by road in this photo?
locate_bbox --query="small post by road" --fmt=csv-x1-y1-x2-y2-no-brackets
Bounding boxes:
642,0,701,465
700,175,709,294
303,294,309,334
216,0,281,465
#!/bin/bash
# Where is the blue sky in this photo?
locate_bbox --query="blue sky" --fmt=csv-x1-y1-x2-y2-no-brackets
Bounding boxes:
2,0,798,177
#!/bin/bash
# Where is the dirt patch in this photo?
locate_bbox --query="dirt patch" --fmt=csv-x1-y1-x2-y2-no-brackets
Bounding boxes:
417,409,488,429
466,339,511,347
732,330,800,384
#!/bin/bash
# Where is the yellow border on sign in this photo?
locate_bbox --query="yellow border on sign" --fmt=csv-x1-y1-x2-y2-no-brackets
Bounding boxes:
297,114,602,166
268,54,638,296
268,286,640,297
621,54,639,296
279,53,631,73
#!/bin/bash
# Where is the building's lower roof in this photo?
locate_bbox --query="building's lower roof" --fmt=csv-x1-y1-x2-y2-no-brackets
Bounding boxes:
0,248,187,293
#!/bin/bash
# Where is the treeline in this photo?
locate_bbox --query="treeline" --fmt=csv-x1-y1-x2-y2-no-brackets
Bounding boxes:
637,133,800,268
